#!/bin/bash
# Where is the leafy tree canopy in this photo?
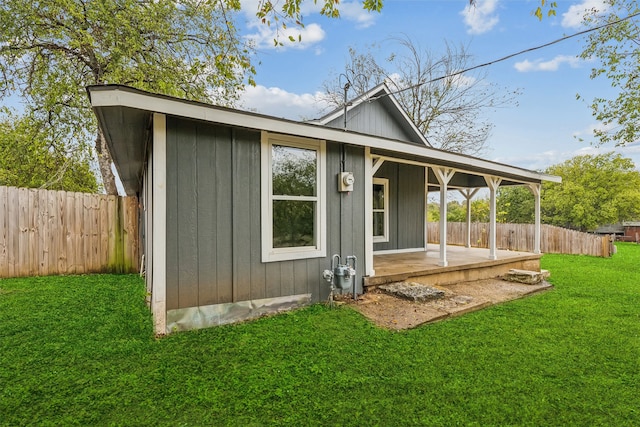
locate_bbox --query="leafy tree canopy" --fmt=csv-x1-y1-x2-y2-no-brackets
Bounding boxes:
497,186,535,224
578,0,640,146
0,0,255,194
428,199,489,223
542,153,640,231
0,111,97,192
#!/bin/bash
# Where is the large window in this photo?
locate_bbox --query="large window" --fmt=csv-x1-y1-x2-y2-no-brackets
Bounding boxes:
373,178,389,243
261,132,326,262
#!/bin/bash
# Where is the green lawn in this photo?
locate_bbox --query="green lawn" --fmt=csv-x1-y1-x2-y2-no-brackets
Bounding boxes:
1,244,639,426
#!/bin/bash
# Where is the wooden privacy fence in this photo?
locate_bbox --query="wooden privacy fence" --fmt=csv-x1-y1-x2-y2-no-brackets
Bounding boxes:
427,222,612,257
0,186,139,278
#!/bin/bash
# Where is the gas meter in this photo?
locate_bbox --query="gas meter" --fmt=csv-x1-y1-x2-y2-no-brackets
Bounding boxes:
322,254,358,299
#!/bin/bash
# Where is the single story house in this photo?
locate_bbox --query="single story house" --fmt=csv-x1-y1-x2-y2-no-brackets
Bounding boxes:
87,83,560,334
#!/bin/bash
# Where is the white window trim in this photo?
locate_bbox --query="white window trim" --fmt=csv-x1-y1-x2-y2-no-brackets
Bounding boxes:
261,131,326,262
373,177,389,243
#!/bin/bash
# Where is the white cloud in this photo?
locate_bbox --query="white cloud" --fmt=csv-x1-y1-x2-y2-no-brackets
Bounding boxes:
240,0,375,51
446,72,477,88
493,145,640,171
562,0,610,29
514,55,582,72
238,84,330,120
336,1,378,29
244,22,326,51
571,121,616,140
460,0,500,35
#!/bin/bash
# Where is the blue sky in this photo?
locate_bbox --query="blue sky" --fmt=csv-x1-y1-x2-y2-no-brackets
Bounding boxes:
236,0,640,171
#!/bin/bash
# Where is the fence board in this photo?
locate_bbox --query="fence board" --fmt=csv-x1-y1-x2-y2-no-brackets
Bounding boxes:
7,188,18,277
0,186,8,278
0,186,139,278
18,188,29,277
428,222,611,257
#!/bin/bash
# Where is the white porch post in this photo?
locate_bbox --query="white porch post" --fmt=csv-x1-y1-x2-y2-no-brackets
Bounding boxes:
529,183,542,254
364,147,375,276
424,166,429,251
484,176,502,260
433,167,455,267
458,188,479,248
152,113,167,335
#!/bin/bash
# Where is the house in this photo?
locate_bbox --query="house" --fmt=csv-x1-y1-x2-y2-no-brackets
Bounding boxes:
87,84,561,334
622,222,640,242
594,222,640,242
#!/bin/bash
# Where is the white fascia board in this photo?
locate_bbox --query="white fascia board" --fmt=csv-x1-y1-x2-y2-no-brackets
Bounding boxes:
317,83,388,124
88,86,561,184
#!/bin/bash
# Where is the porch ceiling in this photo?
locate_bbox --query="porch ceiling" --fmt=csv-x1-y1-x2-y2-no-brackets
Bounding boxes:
371,148,546,188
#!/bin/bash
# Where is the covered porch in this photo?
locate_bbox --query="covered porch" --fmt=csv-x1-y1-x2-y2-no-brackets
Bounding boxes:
364,244,542,288
362,147,560,285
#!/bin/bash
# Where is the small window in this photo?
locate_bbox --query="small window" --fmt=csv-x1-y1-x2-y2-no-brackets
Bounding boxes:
261,132,326,262
373,178,389,243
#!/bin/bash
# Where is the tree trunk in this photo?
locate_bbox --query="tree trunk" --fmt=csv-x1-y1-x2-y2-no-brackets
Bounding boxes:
95,129,118,195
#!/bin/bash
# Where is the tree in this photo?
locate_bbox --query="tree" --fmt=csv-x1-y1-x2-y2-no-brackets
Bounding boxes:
578,0,640,146
497,186,535,224
427,198,489,223
321,38,519,156
0,111,97,192
0,0,255,194
542,153,640,231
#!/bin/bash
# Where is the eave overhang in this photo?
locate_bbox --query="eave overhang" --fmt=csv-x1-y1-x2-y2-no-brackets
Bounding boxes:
87,85,561,195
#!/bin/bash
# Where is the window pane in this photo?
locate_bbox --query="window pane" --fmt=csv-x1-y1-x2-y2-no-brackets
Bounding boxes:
272,145,317,196
373,211,385,237
373,184,385,210
273,200,316,248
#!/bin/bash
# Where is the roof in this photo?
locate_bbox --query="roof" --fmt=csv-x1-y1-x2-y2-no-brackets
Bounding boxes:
86,84,561,195
312,83,431,147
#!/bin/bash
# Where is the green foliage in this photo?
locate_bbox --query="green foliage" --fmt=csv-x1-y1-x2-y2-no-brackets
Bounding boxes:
578,0,640,146
0,0,255,192
2,246,640,425
497,186,535,224
428,198,489,223
542,153,640,231
534,0,558,20
0,111,97,192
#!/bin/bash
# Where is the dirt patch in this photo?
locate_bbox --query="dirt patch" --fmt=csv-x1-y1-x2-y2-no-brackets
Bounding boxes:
336,279,552,330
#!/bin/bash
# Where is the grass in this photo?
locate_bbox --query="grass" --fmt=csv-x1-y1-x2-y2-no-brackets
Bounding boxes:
1,244,639,426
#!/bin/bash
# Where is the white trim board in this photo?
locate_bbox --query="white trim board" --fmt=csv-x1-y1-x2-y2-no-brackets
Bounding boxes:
373,248,426,255
88,86,561,185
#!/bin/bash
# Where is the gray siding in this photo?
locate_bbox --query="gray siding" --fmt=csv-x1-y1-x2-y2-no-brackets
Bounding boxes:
165,117,366,310
374,162,425,252
326,101,421,145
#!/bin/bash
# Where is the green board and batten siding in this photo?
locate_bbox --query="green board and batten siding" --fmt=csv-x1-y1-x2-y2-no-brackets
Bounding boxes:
164,116,365,311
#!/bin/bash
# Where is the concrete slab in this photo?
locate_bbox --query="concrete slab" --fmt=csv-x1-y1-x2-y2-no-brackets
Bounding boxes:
345,278,553,330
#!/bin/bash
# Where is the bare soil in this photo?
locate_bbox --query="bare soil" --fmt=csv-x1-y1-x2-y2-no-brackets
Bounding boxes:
336,279,553,330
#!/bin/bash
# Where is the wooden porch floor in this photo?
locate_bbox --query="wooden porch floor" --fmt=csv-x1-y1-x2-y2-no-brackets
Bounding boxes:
365,244,542,288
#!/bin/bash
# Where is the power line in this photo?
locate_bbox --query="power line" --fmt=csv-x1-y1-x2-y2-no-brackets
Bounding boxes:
371,11,640,101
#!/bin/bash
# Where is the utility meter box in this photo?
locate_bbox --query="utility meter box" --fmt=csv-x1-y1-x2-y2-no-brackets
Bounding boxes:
339,172,355,192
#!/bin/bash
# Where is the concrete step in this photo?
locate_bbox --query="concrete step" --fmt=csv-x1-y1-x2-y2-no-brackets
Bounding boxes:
504,269,550,285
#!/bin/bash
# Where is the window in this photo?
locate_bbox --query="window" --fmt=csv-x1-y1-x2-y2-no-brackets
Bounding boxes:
261,132,326,262
373,178,389,243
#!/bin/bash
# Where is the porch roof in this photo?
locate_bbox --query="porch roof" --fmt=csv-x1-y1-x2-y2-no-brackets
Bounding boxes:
87,84,560,195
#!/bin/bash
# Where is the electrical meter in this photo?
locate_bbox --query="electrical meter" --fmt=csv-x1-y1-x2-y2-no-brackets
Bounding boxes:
339,172,355,192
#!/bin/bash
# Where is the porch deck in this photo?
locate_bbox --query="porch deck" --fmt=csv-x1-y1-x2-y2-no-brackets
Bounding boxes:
365,244,542,288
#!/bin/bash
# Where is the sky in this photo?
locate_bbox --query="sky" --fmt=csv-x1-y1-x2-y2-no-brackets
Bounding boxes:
234,0,640,172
